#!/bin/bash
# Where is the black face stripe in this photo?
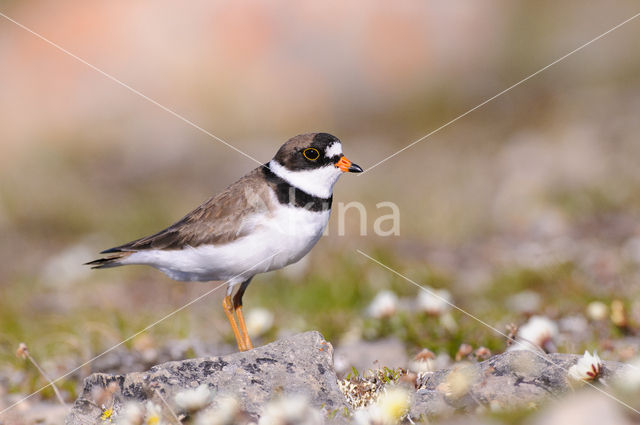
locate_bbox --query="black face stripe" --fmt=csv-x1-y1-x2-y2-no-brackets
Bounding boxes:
262,165,332,212
302,147,320,161
311,133,342,165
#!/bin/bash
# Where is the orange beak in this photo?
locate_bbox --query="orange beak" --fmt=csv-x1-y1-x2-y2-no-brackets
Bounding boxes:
335,156,363,173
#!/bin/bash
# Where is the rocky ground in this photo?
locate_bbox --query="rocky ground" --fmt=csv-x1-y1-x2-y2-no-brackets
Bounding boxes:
2,331,634,425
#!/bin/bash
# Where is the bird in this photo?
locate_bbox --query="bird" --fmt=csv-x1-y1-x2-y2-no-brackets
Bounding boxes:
86,133,362,351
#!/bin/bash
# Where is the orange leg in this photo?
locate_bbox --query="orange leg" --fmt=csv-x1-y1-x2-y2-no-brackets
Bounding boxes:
223,295,246,351
235,304,253,350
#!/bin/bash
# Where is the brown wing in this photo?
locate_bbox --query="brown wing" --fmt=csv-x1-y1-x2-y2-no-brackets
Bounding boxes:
101,167,274,253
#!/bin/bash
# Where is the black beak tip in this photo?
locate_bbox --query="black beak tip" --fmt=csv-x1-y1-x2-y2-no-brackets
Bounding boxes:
348,163,363,173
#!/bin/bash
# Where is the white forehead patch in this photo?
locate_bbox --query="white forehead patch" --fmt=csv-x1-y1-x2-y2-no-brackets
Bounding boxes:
325,142,343,159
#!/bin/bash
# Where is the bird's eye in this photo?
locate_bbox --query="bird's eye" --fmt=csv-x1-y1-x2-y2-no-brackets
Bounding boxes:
302,148,320,161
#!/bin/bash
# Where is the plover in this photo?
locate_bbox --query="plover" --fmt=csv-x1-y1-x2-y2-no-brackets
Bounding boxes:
87,133,362,351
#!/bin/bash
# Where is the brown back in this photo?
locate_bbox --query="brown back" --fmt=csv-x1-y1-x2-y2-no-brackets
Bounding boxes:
103,167,275,252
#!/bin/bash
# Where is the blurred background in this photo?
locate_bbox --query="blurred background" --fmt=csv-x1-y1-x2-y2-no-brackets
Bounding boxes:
1,0,640,417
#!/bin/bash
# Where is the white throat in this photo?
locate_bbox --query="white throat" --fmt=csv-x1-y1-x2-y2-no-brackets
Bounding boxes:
268,160,342,199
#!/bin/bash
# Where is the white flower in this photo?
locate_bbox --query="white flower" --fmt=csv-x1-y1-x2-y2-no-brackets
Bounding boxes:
512,315,558,352
175,384,211,412
115,403,144,425
436,363,478,400
586,301,608,321
258,395,322,425
194,396,239,425
568,351,603,381
245,308,275,337
367,291,398,319
377,387,410,423
353,406,378,425
144,401,163,425
416,288,451,316
353,386,410,425
408,349,435,374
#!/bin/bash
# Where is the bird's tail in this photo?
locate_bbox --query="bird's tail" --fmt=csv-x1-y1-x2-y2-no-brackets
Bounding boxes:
84,253,129,269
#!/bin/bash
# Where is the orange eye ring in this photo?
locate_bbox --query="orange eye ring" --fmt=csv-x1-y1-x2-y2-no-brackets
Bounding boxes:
302,148,320,161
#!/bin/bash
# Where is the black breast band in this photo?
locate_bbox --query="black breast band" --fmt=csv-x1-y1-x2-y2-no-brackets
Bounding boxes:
262,165,333,212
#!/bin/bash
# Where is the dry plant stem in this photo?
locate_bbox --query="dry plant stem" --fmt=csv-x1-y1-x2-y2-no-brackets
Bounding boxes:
24,352,65,405
154,389,182,425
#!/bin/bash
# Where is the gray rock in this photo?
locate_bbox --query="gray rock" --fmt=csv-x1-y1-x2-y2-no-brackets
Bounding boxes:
64,333,633,425
411,350,629,420
530,391,634,425
410,389,455,418
66,331,349,424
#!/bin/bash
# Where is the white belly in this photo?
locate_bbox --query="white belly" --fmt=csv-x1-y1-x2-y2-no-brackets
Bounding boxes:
123,206,330,284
